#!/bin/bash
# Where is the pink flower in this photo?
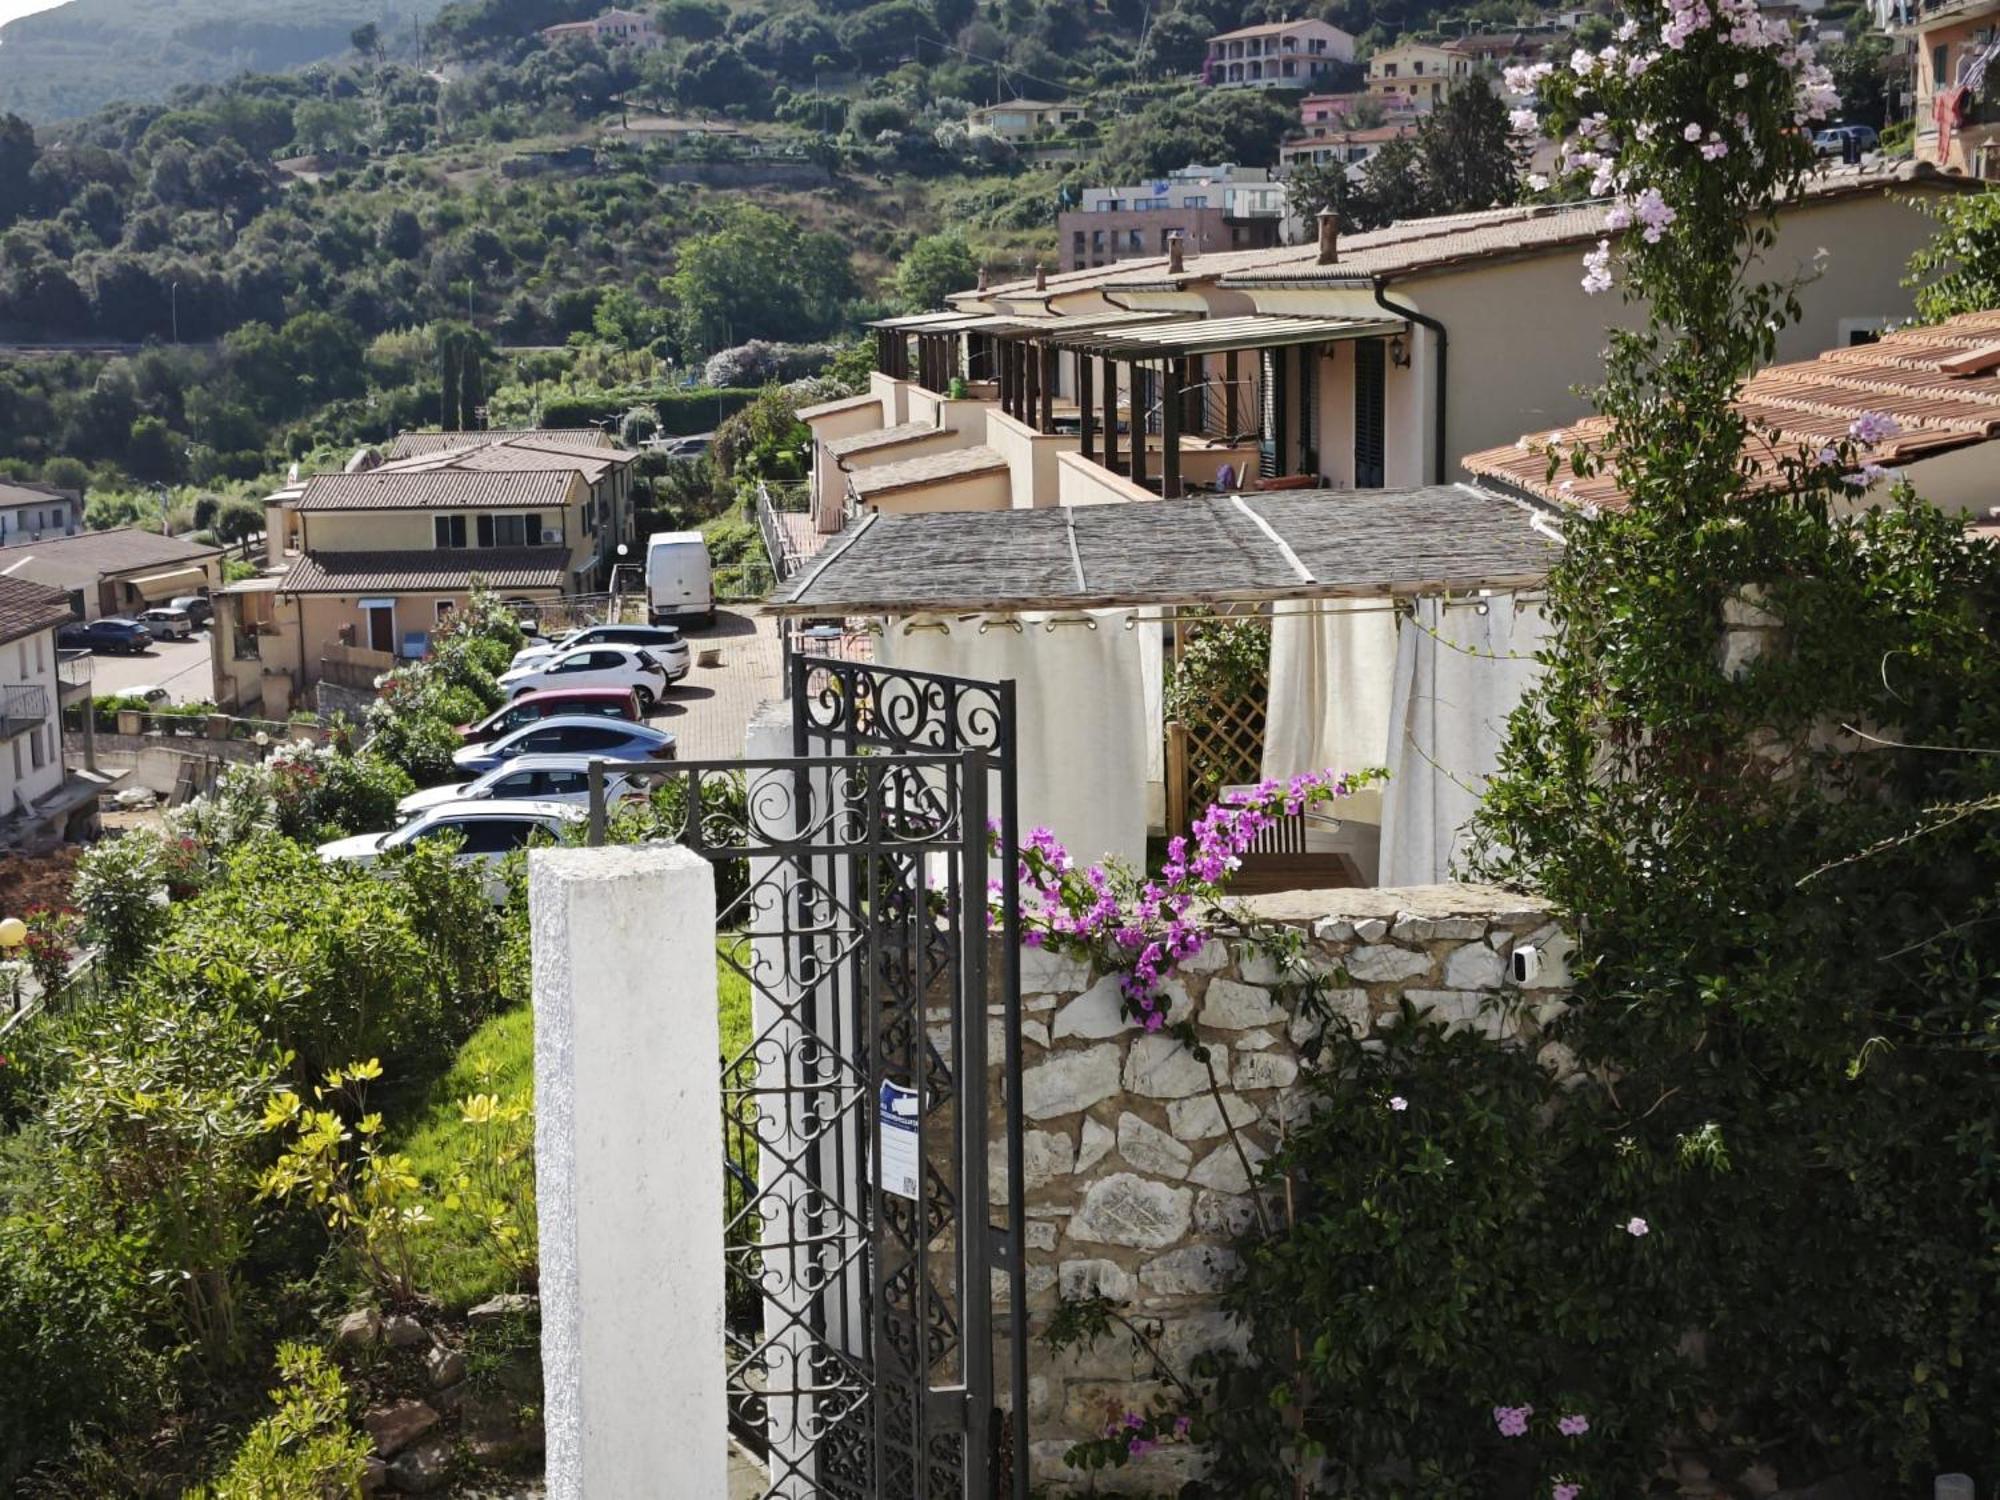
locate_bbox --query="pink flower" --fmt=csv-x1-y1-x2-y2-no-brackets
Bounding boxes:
1848,410,1901,446
1389,1095,1409,1111
1493,1403,1533,1437
1555,1484,1582,1500
1625,1216,1650,1237
1683,121,1703,141
1558,1413,1590,1436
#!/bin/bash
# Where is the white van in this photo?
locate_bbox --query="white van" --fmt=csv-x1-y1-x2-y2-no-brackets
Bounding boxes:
646,531,714,627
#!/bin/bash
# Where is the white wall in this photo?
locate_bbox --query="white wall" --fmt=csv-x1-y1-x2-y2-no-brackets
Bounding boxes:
532,844,727,1500
0,626,65,815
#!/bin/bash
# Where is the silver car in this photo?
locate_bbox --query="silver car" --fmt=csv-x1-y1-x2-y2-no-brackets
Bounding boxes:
395,753,655,821
137,606,194,640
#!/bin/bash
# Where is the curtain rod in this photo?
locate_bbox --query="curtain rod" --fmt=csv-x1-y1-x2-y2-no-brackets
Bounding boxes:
876,593,1549,634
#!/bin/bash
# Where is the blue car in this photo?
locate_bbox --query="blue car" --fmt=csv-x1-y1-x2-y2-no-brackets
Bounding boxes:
57,617,152,655
451,714,677,776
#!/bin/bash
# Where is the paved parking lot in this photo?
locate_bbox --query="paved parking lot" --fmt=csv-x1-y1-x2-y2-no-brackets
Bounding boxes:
84,631,216,705
641,608,781,761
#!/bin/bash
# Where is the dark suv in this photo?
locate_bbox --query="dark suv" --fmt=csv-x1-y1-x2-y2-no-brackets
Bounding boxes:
57,617,152,655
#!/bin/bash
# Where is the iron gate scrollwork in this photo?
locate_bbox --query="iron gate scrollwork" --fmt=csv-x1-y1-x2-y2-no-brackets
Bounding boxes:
584,654,1026,1500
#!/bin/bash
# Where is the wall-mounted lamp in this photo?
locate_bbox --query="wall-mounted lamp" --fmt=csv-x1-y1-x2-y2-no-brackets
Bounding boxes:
1388,334,1411,370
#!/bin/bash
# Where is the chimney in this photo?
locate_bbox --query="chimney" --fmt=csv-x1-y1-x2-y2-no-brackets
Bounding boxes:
1167,231,1185,274
1034,262,1047,291
1317,209,1341,265
976,266,989,292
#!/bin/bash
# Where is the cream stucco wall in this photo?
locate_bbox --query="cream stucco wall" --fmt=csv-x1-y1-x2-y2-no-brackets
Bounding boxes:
865,472,1012,513
1057,451,1156,506
870,370,911,426
987,408,1080,508
0,626,65,813
808,402,887,530
1887,444,2000,517
296,474,594,584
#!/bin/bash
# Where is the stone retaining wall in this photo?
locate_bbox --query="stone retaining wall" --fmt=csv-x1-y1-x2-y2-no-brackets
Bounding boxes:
990,882,1572,1494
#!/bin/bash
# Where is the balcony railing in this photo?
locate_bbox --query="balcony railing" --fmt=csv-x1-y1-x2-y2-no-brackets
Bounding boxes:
0,683,49,738
55,649,92,695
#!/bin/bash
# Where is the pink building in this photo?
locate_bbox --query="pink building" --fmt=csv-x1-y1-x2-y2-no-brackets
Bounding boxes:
1203,18,1357,88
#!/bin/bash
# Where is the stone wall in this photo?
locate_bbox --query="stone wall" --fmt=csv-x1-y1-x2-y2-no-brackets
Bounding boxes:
991,882,1573,1494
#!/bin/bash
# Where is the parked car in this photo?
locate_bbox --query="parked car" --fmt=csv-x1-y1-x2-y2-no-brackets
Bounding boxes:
646,531,714,627
396,754,656,820
168,594,212,628
118,685,173,709
452,715,677,776
57,617,151,655
318,800,587,881
496,644,670,707
509,624,690,682
1813,124,1879,156
458,687,644,743
137,606,194,641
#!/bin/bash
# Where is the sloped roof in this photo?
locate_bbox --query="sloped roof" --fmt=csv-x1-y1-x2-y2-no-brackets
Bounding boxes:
281,548,573,594
798,392,883,422
0,574,75,643
847,446,1009,500
772,485,1554,613
387,428,610,459
296,470,576,512
0,527,221,591
1462,312,2000,510
827,422,949,458
1209,16,1351,39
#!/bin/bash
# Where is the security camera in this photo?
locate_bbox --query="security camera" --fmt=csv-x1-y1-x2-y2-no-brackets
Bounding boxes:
1510,945,1542,985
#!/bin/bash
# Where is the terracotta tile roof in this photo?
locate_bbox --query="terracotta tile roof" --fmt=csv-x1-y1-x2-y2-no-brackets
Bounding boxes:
826,421,947,458
281,548,573,594
0,574,75,644
375,432,636,485
1209,17,1350,39
296,470,576,512
847,445,1009,499
0,527,221,592
387,428,609,458
1461,311,2000,510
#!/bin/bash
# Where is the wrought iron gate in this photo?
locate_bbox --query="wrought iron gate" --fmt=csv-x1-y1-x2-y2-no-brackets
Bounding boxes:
585,654,1027,1500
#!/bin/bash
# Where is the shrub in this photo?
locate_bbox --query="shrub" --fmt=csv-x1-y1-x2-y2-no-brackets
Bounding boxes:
71,829,173,983
186,1342,372,1500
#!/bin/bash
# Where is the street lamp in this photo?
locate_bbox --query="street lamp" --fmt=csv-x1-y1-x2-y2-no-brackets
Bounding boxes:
0,916,26,1013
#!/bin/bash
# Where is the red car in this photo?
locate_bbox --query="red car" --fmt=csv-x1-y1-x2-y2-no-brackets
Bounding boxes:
458,687,644,743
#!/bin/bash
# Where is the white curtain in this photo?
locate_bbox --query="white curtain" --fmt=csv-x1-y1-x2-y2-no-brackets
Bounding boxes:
1261,596,1398,800
879,610,1155,868
1379,593,1548,887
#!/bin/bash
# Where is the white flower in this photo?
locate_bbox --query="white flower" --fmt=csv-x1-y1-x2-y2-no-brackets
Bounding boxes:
1510,106,1540,135
1683,122,1703,142
1389,1096,1409,1112
1527,172,1550,191
1626,1216,1650,1237
1733,71,1749,86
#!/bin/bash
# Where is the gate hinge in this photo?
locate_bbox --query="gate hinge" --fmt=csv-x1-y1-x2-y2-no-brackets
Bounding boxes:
927,1384,971,1432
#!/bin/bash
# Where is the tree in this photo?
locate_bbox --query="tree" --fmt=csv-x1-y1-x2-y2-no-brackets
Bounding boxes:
1907,188,2000,323
893,232,978,313
1347,136,1430,229
292,98,365,158
1094,87,1296,178
1135,9,1211,74
658,0,730,40
0,114,39,231
663,204,856,356
1825,34,1892,128
1413,75,1519,218
839,1,933,72
125,416,183,484
1281,158,1353,227
350,21,381,58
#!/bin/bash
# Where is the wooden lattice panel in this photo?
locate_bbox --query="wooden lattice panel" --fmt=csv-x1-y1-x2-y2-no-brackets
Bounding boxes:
1165,608,1270,835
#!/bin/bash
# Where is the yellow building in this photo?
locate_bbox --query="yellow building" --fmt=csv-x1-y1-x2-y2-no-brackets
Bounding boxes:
1365,40,1475,110
1906,0,2000,176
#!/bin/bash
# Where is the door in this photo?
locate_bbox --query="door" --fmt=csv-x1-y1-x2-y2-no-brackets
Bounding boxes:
364,601,397,654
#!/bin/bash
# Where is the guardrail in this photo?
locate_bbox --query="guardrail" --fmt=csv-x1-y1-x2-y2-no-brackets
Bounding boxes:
0,683,48,737
56,648,92,691
755,480,813,584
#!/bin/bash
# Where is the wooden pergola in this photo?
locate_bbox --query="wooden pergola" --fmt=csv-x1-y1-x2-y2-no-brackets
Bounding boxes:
867,311,992,393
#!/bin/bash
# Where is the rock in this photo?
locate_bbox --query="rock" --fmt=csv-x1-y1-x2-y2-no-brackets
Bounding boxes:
382,1314,430,1349
1139,1244,1243,1296
1021,1044,1123,1119
362,1457,389,1495
1052,974,1132,1040
1352,917,1390,942
1198,978,1286,1030
363,1399,439,1459
1180,939,1229,974
1390,913,1489,942
1166,1091,1261,1141
1231,1052,1298,1092
336,1307,382,1348
1025,1220,1057,1251
1409,990,1508,1040
1537,1039,1579,1079
1023,992,1056,1012
992,1128,1075,1202
1289,989,1373,1045
1075,1115,1114,1172
1058,1258,1136,1302
1021,945,1090,992
1115,1112,1193,1179
1157,1309,1251,1368
1022,1019,1050,1049
426,1344,467,1390
1123,1035,1222,1099
1443,941,1506,990
1067,1173,1192,1249
387,1434,453,1492
1189,1139,1268,1193
1345,944,1432,983
464,1417,545,1465
1193,1189,1258,1236
467,1292,536,1327
1313,917,1357,944
1235,1027,1277,1050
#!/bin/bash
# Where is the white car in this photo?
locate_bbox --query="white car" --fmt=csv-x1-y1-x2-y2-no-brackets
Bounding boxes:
137,606,195,640
497,644,671,706
395,754,655,820
509,625,691,682
319,798,587,870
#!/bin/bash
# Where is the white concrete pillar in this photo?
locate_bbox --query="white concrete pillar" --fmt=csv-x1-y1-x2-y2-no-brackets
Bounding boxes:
533,844,726,1500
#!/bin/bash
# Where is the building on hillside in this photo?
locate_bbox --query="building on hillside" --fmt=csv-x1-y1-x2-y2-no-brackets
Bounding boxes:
540,7,662,47
1461,310,2000,518
966,99,1088,143
1903,0,2000,176
385,428,614,460
796,160,1974,529
1060,165,1287,271
1453,29,1556,67
0,527,222,621
1203,18,1357,88
217,433,640,716
0,573,108,846
1280,122,1419,171
1366,40,1476,110
0,481,83,549
1299,91,1372,126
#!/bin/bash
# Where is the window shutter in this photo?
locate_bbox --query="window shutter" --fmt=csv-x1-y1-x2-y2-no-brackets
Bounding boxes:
1354,337,1386,489
477,515,495,548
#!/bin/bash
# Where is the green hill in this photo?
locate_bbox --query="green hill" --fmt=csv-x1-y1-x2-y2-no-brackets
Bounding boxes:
0,0,446,121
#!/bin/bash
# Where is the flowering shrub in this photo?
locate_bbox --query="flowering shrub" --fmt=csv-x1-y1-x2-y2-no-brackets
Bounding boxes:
1007,770,1381,1031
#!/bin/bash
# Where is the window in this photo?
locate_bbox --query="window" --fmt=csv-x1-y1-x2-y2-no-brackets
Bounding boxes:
1127,228,1143,252
1413,59,1425,74
444,818,543,855
1383,62,1398,76
436,599,457,621
476,513,545,548
1073,231,1086,260
10,740,19,781
28,725,43,770
434,515,467,548
1354,337,1387,489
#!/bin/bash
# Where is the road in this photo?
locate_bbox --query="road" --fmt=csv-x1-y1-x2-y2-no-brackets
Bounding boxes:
85,631,215,705
640,608,781,761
